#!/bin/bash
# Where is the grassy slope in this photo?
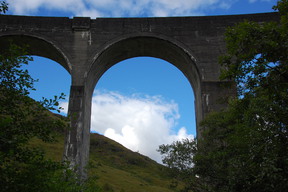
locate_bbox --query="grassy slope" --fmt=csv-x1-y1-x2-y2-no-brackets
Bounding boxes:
31,132,183,192
88,133,182,192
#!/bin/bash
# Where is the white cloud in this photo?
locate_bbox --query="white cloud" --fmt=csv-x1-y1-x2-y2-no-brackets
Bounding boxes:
9,0,86,15
60,90,194,163
9,0,237,17
59,101,69,114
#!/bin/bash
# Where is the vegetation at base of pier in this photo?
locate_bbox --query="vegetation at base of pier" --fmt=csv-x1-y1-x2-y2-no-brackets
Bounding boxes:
29,131,185,192
0,4,100,190
0,42,92,191
158,0,288,192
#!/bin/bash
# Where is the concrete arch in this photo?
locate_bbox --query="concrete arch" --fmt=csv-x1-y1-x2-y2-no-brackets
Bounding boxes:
85,34,203,134
0,33,72,73
87,32,199,88
0,13,279,180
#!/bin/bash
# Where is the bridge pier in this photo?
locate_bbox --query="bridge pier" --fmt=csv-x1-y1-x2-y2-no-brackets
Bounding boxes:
63,85,91,179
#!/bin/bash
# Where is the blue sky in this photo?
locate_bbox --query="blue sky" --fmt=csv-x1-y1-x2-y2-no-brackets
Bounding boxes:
7,0,278,162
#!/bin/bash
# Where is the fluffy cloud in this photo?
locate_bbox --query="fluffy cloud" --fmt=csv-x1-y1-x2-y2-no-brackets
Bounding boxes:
9,0,236,17
61,90,194,163
9,0,86,15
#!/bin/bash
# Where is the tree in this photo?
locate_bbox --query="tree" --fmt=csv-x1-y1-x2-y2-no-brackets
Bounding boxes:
0,42,70,192
0,38,101,192
0,3,102,191
193,0,288,191
0,6,69,192
158,1,288,191
0,0,7,14
158,138,196,172
157,138,197,192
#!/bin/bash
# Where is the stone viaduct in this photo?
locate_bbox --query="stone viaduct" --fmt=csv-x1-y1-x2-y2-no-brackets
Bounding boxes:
0,12,279,178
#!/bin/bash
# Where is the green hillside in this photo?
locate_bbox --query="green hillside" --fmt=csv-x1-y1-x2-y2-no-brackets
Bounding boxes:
31,132,183,192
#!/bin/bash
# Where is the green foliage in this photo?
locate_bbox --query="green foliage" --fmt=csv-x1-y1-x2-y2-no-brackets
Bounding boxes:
0,43,100,191
0,43,62,191
158,1,288,192
157,139,197,192
0,0,8,14
219,0,288,96
0,3,101,191
158,139,196,172
195,93,288,191
193,1,288,191
102,183,115,192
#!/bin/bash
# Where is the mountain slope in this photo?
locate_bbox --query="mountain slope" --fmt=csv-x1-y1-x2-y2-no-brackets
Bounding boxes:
88,133,181,192
31,132,183,192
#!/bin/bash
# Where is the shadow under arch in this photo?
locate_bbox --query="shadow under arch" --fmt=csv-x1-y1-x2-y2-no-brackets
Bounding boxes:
0,34,71,73
86,35,203,135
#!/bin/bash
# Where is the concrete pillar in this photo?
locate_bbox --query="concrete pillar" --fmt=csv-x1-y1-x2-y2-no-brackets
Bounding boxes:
197,81,236,138
63,85,90,180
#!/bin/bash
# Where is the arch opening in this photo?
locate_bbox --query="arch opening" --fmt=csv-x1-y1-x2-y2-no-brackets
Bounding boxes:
22,56,71,114
86,36,203,138
0,34,71,73
91,56,196,163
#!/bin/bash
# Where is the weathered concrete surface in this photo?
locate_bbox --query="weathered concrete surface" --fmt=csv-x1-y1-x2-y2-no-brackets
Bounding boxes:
0,12,279,178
